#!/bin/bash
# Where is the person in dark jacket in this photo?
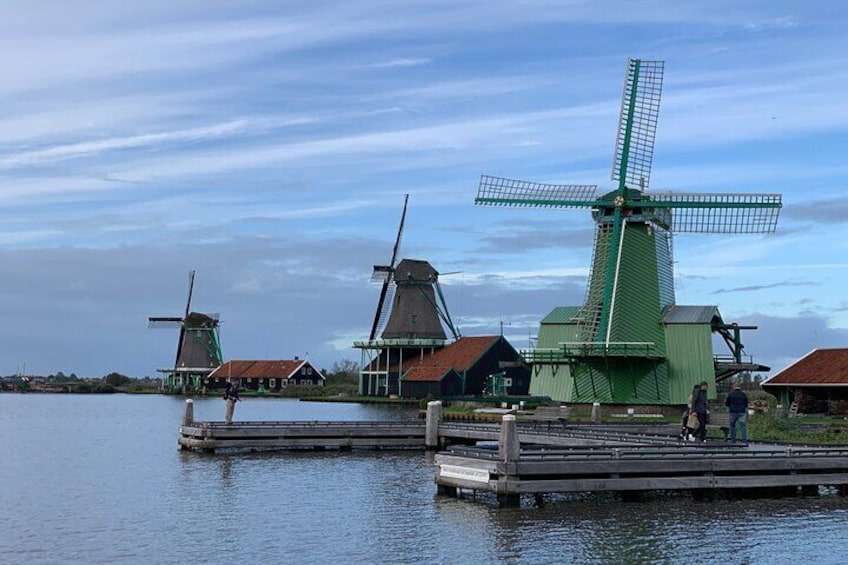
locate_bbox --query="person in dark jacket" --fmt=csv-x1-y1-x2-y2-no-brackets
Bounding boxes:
691,381,709,442
725,381,749,446
223,379,240,424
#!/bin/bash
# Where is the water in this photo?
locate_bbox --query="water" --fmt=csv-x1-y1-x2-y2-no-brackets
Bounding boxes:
2,394,848,564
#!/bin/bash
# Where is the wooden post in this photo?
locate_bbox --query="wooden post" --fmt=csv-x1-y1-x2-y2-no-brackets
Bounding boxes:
183,399,194,426
497,415,522,506
425,401,442,449
591,402,601,424
499,414,519,463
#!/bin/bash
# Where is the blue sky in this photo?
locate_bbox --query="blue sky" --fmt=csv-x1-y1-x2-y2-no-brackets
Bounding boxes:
2,0,848,377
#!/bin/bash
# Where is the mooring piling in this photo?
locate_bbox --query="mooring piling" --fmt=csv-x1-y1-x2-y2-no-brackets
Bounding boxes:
591,402,601,424
425,400,443,449
183,399,194,426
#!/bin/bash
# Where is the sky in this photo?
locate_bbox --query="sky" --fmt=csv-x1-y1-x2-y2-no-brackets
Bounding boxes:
2,0,848,378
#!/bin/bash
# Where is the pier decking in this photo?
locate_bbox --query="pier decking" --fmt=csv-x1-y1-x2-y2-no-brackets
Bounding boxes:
179,420,427,451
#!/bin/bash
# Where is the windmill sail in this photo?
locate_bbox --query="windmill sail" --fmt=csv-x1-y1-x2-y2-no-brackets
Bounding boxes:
369,194,409,341
612,59,664,190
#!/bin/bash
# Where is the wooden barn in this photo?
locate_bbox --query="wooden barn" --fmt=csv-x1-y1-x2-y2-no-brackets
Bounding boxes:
207,358,325,392
401,366,463,399
398,335,530,399
762,348,848,415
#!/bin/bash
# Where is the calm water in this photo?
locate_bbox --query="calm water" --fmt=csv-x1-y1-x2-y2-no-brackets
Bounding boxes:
2,394,848,564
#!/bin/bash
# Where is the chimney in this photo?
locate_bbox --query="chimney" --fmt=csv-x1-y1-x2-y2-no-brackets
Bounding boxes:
294,356,299,360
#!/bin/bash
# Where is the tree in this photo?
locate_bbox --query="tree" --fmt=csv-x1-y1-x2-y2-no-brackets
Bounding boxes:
325,359,359,387
103,372,132,387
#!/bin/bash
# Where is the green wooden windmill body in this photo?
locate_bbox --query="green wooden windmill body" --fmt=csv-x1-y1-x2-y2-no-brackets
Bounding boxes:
476,59,782,405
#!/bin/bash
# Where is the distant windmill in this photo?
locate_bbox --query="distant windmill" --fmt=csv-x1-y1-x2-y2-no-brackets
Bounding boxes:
475,58,781,403
149,270,223,391
356,195,461,396
368,195,459,341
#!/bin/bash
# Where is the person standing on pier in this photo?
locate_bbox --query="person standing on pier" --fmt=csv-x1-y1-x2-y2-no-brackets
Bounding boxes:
682,384,701,441
725,381,749,446
691,381,709,442
224,378,240,424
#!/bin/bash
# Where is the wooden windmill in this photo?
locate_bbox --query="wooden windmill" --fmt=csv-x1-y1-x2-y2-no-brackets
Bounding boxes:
149,270,223,391
368,195,459,342
475,59,782,404
355,195,460,396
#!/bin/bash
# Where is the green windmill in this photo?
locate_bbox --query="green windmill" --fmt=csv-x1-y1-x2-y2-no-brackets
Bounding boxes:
475,59,782,404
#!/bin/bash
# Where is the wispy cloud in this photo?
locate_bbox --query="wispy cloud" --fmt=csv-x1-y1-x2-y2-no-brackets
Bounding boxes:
711,280,818,294
743,16,798,31
0,120,253,170
356,58,432,69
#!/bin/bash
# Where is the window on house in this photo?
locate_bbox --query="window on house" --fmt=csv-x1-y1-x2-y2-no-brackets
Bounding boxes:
301,368,307,375
247,378,252,383
270,379,276,388
307,367,313,375
281,380,287,388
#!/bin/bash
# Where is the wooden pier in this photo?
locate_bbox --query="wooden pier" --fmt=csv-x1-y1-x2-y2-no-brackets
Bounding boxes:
177,399,680,453
178,400,848,506
435,414,848,506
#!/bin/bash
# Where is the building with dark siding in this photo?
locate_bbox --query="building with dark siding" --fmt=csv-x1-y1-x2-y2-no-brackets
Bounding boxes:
397,335,530,399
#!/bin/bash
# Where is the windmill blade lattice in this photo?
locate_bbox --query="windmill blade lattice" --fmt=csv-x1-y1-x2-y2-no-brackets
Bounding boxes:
476,175,597,209
646,192,782,233
612,59,664,190
369,194,409,341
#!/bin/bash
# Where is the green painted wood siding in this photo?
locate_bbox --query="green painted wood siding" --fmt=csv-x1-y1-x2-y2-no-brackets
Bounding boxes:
664,323,715,404
607,223,667,354
529,318,580,400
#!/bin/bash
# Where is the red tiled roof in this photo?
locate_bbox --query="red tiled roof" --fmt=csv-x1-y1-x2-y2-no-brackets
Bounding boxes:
404,335,502,373
366,335,506,375
402,366,457,382
209,360,324,380
763,349,848,386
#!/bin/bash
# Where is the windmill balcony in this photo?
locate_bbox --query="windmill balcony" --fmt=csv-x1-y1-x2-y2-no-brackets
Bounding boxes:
522,342,661,364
